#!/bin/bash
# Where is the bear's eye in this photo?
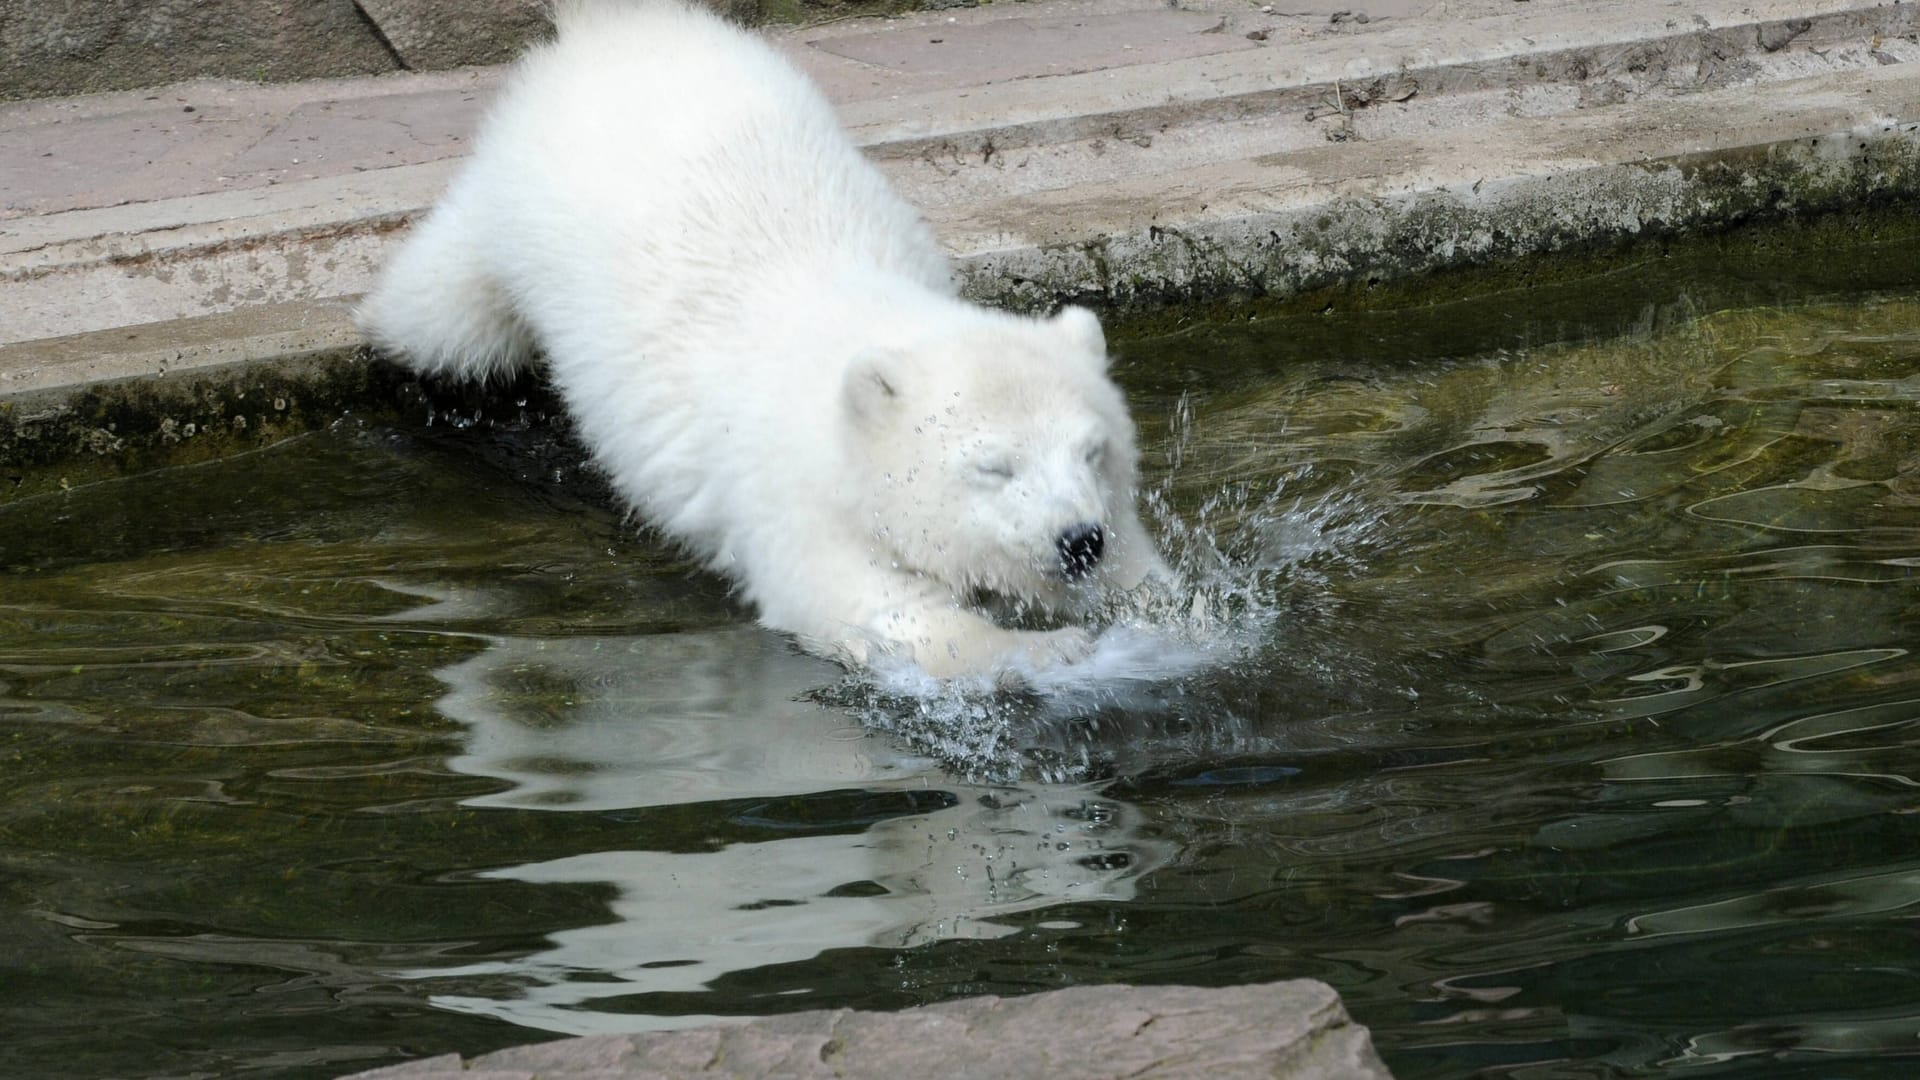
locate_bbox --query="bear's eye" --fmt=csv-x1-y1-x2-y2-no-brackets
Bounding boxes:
973,460,1016,484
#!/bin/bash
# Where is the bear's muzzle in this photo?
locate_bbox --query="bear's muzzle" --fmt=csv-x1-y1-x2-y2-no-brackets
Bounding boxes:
1058,523,1105,581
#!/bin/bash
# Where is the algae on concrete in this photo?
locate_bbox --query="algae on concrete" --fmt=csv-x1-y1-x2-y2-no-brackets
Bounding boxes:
1,348,398,502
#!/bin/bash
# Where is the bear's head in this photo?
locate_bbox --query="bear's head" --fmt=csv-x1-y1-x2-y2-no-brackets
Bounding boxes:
840,306,1142,609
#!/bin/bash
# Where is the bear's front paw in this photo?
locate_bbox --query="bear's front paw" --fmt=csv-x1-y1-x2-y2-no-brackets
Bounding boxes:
1007,626,1097,670
888,610,1099,679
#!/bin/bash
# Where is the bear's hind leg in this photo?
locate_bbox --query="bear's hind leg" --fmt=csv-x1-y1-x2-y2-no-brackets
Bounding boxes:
357,201,535,383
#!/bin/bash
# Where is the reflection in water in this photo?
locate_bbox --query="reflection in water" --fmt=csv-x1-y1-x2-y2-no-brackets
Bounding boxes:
409,628,1171,1034
434,630,917,810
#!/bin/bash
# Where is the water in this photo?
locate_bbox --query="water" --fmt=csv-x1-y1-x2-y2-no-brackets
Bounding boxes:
2,277,1918,1078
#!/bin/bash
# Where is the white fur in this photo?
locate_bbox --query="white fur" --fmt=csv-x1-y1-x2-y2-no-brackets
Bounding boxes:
359,0,1166,676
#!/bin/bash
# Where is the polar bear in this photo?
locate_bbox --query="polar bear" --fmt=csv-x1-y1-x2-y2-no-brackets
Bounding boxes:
358,0,1166,677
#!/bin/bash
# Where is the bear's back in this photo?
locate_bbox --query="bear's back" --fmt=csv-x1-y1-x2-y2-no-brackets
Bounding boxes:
475,0,950,303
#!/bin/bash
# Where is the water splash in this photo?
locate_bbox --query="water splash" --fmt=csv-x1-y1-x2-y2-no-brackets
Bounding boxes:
827,396,1396,782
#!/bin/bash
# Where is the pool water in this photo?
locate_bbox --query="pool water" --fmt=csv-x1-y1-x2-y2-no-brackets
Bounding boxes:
3,276,1919,1077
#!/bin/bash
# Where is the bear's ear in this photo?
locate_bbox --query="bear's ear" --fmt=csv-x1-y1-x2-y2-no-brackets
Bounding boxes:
1053,305,1109,371
843,348,905,423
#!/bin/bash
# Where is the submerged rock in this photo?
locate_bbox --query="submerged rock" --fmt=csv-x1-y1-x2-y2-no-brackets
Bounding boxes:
342,979,1393,1079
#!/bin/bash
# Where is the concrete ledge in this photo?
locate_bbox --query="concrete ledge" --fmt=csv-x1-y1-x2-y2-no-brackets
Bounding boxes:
947,64,1920,308
338,980,1393,1079
6,0,1916,342
0,301,393,499
0,298,359,400
7,65,1918,344
836,0,1917,155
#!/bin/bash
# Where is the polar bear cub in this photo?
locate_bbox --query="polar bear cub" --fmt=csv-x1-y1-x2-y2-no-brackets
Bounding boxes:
358,0,1166,677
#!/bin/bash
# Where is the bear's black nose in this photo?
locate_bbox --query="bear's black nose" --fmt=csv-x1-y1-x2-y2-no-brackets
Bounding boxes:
1058,523,1105,580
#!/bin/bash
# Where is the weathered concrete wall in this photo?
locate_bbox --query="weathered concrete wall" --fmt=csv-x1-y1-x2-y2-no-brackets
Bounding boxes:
0,1,403,101
0,0,889,101
352,0,553,71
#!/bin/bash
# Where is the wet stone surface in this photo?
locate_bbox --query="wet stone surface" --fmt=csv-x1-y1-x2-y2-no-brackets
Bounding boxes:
345,981,1390,1079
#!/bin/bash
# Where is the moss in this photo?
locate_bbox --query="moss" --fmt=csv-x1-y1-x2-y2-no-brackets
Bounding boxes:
2,350,384,502
1104,201,1920,349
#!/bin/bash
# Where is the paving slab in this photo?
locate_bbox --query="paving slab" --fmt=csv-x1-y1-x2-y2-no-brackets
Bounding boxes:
337,979,1393,1079
0,71,492,219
